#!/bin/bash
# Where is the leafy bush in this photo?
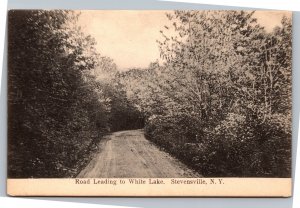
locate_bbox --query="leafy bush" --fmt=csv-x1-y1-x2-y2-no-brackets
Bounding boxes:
142,11,291,177
8,11,111,178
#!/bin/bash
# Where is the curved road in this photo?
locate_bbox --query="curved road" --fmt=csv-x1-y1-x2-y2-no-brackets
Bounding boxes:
78,129,200,178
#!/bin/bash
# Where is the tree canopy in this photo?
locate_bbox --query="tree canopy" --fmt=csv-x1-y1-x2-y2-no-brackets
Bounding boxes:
8,10,291,178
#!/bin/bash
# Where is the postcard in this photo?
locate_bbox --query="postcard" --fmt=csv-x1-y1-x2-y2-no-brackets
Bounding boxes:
7,10,292,196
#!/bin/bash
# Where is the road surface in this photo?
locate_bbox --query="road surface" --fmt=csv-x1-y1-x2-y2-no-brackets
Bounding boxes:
78,129,200,178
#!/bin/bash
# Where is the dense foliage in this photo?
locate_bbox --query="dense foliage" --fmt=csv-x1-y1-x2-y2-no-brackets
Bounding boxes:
8,10,291,178
124,11,292,177
8,10,142,178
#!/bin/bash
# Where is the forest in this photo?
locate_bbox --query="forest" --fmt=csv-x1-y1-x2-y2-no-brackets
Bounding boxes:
8,10,291,178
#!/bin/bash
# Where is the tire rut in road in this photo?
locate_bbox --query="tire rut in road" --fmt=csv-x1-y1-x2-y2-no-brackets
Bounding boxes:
78,130,200,178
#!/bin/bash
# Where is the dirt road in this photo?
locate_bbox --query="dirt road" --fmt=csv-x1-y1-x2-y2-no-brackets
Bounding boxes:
78,129,200,178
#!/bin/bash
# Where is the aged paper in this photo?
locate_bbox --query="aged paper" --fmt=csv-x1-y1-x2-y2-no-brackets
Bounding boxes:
7,10,292,196
7,178,292,197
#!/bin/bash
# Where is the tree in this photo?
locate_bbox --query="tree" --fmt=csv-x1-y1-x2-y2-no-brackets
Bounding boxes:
142,11,291,177
8,10,112,177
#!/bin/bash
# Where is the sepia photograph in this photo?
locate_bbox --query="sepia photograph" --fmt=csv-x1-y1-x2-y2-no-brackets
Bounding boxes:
7,10,292,196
